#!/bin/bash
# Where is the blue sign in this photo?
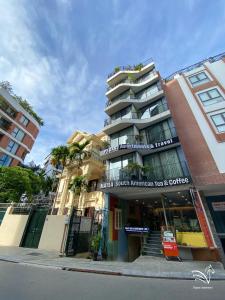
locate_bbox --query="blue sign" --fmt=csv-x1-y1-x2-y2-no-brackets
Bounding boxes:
124,226,149,233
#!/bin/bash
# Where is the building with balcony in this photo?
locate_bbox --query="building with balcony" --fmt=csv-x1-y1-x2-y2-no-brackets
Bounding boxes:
52,130,106,216
100,54,225,263
0,87,40,166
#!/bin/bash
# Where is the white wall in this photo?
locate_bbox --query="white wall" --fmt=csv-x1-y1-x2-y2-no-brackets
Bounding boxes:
38,215,66,252
0,208,29,246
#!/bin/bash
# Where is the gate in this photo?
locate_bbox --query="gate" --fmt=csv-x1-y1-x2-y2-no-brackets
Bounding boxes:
21,207,49,248
65,209,82,256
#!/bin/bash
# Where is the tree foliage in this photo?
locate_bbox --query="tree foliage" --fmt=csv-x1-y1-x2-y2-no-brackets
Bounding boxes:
68,175,87,196
0,166,43,203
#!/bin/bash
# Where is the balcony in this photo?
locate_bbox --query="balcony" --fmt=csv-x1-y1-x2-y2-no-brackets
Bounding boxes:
100,161,191,192
100,128,179,159
103,103,171,135
106,70,159,100
105,85,164,115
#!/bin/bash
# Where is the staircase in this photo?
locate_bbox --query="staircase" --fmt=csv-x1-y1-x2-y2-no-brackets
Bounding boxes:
142,231,163,257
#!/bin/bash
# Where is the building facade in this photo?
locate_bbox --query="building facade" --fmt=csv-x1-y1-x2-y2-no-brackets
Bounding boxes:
53,130,106,216
0,88,40,166
100,53,225,263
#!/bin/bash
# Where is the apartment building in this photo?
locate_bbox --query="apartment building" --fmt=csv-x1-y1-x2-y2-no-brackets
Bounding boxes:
100,53,225,263
0,88,40,166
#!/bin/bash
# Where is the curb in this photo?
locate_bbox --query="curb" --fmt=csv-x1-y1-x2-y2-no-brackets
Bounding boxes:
1,257,225,280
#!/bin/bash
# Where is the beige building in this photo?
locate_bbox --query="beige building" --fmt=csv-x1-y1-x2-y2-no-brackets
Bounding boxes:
53,130,106,216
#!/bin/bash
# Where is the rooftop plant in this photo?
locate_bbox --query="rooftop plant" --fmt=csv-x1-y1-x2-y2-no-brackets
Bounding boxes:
0,81,44,126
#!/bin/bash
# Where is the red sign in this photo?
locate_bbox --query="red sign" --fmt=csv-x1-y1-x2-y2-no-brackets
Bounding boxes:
162,241,179,257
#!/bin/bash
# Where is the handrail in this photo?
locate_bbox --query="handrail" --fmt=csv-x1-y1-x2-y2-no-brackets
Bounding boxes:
107,58,153,79
104,161,190,181
105,84,162,108
103,127,177,149
104,102,169,126
107,70,157,92
164,51,225,82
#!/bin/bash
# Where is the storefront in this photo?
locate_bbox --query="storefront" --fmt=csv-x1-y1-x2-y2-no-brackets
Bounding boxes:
107,190,212,262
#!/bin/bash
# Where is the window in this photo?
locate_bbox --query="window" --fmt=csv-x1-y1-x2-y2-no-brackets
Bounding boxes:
11,127,25,142
211,112,225,133
111,106,132,122
110,126,134,147
0,154,12,166
198,88,224,106
0,117,12,131
20,115,29,126
189,72,210,87
6,140,19,155
115,209,122,230
109,154,134,180
139,98,168,119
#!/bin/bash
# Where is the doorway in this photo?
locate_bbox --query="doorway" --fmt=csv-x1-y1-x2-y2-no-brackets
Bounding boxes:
21,207,49,248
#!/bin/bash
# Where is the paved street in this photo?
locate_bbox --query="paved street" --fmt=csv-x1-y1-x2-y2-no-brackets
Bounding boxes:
0,261,224,300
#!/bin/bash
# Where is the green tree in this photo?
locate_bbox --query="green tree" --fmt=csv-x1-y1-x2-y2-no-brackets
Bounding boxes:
68,140,90,167
0,167,42,203
50,145,70,167
68,175,87,196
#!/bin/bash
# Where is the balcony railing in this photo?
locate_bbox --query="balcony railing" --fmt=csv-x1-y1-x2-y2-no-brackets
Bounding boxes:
104,103,169,127
103,161,190,182
107,58,153,79
106,127,177,149
106,84,162,108
107,70,158,92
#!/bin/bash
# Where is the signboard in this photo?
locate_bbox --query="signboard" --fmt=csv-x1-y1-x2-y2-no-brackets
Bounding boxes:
100,136,179,155
212,201,225,211
124,226,149,233
100,177,191,189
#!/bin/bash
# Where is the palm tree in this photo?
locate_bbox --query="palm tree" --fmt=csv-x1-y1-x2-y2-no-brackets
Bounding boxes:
68,140,90,167
50,145,70,167
68,175,87,196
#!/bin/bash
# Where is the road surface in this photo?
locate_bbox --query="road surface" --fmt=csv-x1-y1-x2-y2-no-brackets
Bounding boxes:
0,261,224,300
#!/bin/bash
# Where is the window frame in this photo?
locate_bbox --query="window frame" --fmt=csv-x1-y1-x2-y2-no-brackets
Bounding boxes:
6,140,19,155
197,88,224,107
0,154,12,166
211,112,225,133
11,127,25,142
188,71,210,87
20,115,29,127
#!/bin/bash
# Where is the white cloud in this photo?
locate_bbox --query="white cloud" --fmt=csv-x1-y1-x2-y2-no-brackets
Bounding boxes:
0,0,105,164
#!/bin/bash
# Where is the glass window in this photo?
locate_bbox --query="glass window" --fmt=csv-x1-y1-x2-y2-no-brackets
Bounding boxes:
141,120,175,144
20,115,29,126
111,106,132,121
0,153,12,166
189,72,210,87
198,88,224,106
139,98,168,120
11,127,25,142
6,140,19,155
143,148,184,180
110,127,134,147
211,112,225,132
109,154,134,180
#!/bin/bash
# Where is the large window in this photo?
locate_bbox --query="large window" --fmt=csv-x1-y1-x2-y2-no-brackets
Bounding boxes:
11,127,25,142
139,98,168,119
109,154,134,180
188,71,210,87
0,153,12,166
198,88,224,106
211,112,225,132
143,148,186,180
140,119,176,144
6,140,19,155
110,127,134,147
111,106,132,122
20,115,29,126
136,82,160,100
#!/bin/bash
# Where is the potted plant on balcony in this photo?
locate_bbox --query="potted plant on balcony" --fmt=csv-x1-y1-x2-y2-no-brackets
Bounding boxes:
141,165,153,180
124,162,142,180
134,63,144,71
114,66,121,73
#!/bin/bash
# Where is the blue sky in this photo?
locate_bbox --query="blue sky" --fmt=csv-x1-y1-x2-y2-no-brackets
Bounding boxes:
0,0,225,164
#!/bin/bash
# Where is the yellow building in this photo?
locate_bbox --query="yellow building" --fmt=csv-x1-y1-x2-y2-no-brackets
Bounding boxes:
53,130,106,216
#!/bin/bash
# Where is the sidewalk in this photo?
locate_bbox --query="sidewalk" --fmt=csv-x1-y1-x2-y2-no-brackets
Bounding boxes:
0,246,225,280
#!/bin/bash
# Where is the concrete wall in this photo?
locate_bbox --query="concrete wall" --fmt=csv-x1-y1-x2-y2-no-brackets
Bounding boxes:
38,215,66,252
0,208,28,246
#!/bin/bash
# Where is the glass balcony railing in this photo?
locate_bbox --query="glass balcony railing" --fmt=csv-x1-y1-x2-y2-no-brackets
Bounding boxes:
106,85,162,108
105,127,177,149
107,70,158,92
104,103,169,127
103,161,190,182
